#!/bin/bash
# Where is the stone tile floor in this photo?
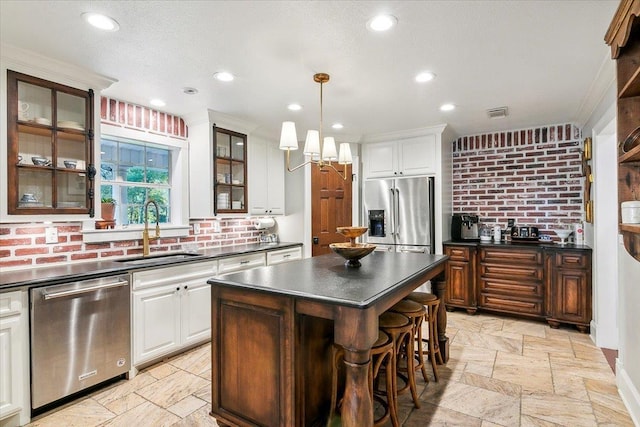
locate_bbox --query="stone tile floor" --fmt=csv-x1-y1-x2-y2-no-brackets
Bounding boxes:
27,311,635,426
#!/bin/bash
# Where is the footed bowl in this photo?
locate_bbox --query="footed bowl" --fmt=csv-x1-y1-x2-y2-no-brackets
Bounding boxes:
329,242,376,268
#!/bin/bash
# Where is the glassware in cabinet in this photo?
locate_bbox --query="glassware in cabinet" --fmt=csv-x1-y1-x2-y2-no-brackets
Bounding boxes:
7,70,95,216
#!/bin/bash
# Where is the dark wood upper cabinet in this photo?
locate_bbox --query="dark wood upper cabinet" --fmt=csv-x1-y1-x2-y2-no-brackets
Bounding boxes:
7,70,95,217
605,0,640,261
213,126,247,214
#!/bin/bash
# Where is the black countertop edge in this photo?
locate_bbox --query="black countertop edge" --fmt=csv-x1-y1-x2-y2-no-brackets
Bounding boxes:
0,242,302,292
443,240,592,250
208,253,449,309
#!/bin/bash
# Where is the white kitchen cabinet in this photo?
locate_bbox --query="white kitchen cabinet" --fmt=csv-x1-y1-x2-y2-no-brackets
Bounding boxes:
132,260,217,366
185,110,257,218
266,246,302,265
248,136,285,215
0,291,29,427
363,134,436,178
218,252,266,274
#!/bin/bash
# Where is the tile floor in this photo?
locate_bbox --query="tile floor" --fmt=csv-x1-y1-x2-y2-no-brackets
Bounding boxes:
27,311,635,426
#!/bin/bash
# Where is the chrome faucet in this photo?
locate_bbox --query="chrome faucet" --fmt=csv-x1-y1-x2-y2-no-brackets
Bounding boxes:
142,199,160,256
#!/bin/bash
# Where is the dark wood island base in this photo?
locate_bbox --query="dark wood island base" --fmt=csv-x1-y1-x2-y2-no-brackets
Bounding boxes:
208,252,448,427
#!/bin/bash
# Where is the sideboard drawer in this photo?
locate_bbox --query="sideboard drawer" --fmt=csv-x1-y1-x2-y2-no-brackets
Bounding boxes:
480,247,542,266
479,277,544,298
478,293,543,316
445,246,471,262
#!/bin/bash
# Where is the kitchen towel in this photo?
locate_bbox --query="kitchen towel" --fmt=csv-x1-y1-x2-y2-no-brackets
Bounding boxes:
253,217,276,230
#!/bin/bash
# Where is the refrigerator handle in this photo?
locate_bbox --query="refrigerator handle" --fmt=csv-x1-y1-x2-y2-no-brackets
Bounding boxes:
395,188,400,237
389,188,395,236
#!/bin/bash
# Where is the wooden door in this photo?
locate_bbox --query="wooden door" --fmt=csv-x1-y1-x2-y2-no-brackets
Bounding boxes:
311,164,352,256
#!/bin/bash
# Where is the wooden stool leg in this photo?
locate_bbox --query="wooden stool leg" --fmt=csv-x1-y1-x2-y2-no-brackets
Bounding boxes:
405,325,420,407
416,314,429,382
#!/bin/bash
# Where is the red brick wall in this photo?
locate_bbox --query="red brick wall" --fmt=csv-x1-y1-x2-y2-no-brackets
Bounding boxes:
100,96,188,139
452,123,584,235
0,218,263,270
0,98,264,270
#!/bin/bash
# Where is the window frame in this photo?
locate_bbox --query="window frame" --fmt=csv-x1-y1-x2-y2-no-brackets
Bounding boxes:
81,123,190,243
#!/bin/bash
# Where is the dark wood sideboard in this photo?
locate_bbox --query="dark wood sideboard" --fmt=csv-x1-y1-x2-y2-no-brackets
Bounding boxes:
443,241,592,332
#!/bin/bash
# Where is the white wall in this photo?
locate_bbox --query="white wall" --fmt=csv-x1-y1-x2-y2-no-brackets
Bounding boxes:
617,241,640,426
276,148,308,255
589,110,618,349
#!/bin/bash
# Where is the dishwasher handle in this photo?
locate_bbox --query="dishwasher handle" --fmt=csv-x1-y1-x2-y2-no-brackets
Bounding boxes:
42,280,129,300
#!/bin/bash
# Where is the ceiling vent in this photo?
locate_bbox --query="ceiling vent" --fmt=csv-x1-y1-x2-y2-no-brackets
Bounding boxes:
487,106,508,119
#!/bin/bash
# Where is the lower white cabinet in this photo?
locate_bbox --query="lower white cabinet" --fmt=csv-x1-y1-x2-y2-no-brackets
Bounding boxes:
132,261,217,366
0,291,29,427
218,252,266,274
266,247,302,265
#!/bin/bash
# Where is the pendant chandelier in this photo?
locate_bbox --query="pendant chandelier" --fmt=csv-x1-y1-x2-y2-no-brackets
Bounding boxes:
278,73,353,180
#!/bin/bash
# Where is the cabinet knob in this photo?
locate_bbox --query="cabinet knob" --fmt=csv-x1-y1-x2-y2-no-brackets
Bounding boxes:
399,171,403,175
176,287,180,291
394,172,398,175
184,285,188,290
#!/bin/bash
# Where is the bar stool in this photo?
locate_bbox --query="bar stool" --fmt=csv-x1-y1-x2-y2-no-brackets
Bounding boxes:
406,291,443,382
328,330,397,427
382,304,424,409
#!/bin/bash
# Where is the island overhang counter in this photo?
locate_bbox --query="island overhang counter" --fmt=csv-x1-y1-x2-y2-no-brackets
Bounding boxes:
207,251,448,427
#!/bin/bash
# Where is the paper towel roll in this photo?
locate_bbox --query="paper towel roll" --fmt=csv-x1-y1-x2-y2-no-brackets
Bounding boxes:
253,217,275,230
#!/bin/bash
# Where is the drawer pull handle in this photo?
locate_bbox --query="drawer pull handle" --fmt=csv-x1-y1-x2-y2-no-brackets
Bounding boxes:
240,260,250,265
42,280,128,300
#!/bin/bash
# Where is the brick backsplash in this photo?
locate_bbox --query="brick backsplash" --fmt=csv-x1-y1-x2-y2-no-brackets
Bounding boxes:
452,123,584,234
0,218,263,270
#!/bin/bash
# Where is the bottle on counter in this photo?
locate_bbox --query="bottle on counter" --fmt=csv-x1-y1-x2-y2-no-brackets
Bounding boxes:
573,222,584,244
493,225,502,242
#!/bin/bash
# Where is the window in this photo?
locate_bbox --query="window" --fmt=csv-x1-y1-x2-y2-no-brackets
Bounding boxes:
100,136,173,225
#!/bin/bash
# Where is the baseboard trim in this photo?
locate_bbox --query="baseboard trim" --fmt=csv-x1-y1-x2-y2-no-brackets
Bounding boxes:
616,359,640,426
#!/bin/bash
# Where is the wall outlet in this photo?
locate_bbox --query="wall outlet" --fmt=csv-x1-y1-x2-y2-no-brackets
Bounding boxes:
192,223,201,235
45,227,58,244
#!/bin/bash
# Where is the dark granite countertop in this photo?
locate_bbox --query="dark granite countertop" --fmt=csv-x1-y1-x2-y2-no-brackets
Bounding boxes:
208,252,448,309
443,240,592,251
0,242,302,292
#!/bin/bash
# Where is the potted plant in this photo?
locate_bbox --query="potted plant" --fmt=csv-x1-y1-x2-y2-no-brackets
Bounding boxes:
101,197,116,221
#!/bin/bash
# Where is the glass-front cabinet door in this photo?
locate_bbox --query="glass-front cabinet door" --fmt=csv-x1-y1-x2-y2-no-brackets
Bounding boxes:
7,71,95,216
213,127,246,214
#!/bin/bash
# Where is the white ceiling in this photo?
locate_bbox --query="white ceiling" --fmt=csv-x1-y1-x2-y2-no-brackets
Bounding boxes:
0,1,618,142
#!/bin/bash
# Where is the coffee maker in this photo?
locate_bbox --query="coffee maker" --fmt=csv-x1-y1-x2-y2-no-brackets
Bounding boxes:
451,214,480,241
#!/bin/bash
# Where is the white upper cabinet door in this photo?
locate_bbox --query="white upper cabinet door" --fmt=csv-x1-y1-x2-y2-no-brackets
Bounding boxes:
363,142,397,178
249,137,285,215
363,135,437,178
398,134,436,175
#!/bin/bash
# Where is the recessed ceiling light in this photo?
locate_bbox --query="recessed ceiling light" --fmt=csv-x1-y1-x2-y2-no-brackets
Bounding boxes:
182,87,199,95
440,103,456,112
288,103,302,111
82,12,119,31
332,123,344,130
367,14,397,32
149,99,166,107
415,72,436,83
214,72,234,82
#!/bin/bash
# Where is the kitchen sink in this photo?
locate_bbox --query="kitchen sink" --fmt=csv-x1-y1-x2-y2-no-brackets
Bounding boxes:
115,252,203,266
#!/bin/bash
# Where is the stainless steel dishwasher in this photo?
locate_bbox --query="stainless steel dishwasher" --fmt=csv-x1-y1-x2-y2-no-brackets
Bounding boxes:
30,275,131,410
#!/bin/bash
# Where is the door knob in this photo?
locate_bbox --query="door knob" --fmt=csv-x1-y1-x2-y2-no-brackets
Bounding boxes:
313,237,319,244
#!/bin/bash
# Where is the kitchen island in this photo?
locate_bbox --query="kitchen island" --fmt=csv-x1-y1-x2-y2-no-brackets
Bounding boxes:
207,251,448,427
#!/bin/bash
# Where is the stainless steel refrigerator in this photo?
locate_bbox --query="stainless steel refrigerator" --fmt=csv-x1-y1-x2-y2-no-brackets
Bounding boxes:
362,176,434,253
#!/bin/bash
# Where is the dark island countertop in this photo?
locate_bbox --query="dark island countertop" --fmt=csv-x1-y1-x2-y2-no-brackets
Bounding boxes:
0,242,302,291
208,251,449,309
